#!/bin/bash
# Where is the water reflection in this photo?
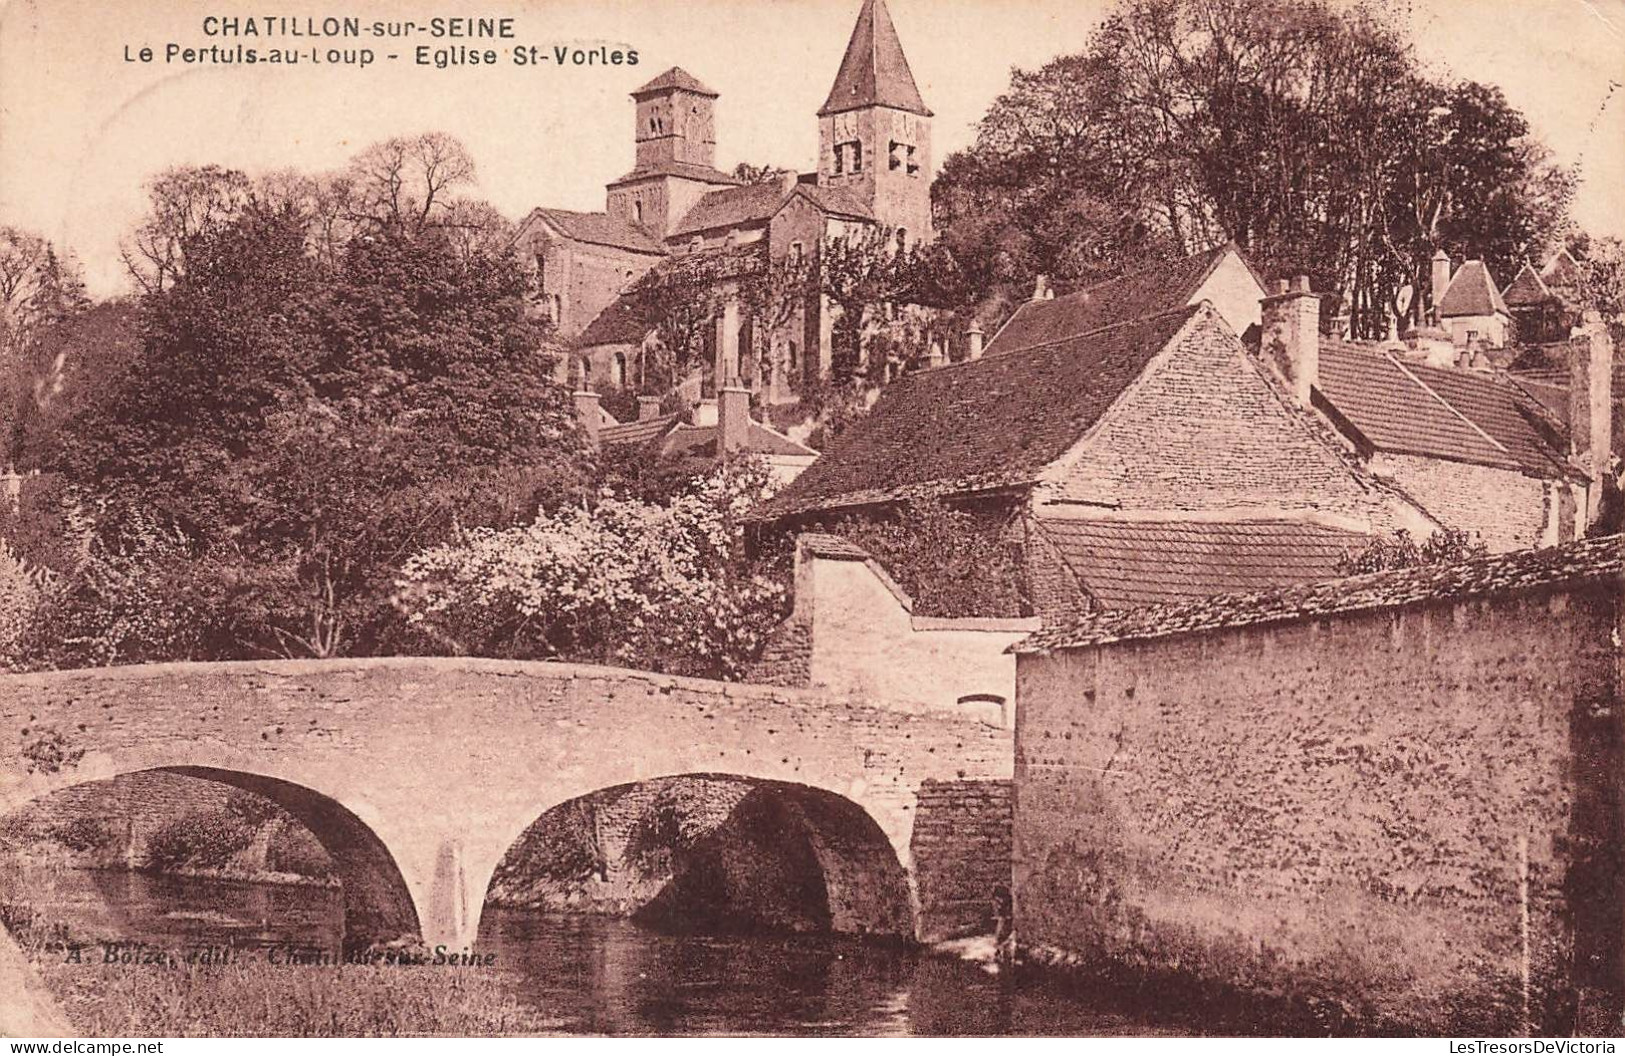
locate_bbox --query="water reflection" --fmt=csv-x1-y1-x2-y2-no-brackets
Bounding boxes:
8,870,1192,1036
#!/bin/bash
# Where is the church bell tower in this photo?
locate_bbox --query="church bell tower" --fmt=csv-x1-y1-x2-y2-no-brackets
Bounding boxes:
816,0,934,246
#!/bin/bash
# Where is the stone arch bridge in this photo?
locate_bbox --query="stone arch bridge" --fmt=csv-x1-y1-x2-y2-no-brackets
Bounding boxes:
0,658,1012,951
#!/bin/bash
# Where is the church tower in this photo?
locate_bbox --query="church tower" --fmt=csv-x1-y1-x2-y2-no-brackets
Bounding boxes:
606,67,737,239
816,0,934,245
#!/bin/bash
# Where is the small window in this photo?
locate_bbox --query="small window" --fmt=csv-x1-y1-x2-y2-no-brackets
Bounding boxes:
906,145,919,176
834,144,844,175
612,352,627,389
896,229,908,252
634,200,644,224
889,140,902,171
690,237,702,254
851,140,863,173
788,339,800,373
789,240,804,265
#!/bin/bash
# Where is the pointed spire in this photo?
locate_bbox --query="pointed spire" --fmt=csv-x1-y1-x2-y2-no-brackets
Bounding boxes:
818,0,932,118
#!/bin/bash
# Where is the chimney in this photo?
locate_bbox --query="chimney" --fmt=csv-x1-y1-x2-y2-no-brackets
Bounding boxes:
1569,314,1615,520
1260,275,1320,405
1431,249,1452,313
573,389,602,450
1403,323,1455,368
637,395,663,421
966,320,985,361
1031,275,1049,302
719,384,751,458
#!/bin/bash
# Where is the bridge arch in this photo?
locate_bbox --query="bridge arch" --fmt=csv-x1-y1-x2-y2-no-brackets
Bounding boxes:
1,766,419,954
479,774,914,942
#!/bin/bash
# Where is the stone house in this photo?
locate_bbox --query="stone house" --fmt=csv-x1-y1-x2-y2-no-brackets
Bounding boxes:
751,252,1442,622
1432,253,1511,350
518,0,938,405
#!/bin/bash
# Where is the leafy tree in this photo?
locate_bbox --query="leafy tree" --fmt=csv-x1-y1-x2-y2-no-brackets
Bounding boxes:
120,165,255,293
937,0,1574,337
1334,529,1488,576
53,201,589,660
819,226,966,383
731,163,794,185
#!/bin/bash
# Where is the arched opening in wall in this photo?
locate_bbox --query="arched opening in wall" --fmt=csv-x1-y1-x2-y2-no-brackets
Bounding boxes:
479,774,912,943
0,768,418,956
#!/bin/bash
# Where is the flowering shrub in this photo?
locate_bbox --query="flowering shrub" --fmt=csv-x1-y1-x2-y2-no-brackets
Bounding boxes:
0,540,48,670
395,458,791,680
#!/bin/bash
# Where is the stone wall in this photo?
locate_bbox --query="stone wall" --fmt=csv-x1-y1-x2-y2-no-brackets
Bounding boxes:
1373,452,1566,552
1013,579,1623,1034
1048,312,1429,538
784,538,1039,720
910,779,1012,943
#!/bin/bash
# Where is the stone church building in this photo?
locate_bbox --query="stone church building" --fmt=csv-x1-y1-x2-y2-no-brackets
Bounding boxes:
515,0,935,405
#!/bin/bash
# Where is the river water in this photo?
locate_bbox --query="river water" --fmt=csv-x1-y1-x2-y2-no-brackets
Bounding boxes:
10,869,1197,1037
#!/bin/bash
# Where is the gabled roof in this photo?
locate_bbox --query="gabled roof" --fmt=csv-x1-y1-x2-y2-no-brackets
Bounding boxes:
1501,262,1555,308
632,67,718,98
607,159,741,189
751,305,1203,520
818,0,932,118
1035,517,1372,610
671,182,789,238
1316,341,1572,478
670,180,876,239
520,207,665,255
600,414,818,459
1436,259,1510,318
1541,249,1583,292
1014,533,1623,654
984,243,1251,357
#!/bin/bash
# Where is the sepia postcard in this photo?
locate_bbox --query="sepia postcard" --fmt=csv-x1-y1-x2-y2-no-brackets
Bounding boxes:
0,0,1623,1042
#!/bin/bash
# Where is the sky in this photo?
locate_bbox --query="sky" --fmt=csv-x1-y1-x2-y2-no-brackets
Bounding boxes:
0,0,1621,297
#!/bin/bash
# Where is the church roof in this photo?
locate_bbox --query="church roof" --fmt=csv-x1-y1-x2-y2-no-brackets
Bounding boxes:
1436,259,1509,318
984,243,1248,356
632,67,718,98
607,159,741,189
522,208,665,255
1501,262,1556,307
669,180,875,239
671,182,788,237
817,0,932,118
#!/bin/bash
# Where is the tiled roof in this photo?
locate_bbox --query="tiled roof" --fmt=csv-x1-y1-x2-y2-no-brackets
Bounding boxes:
661,422,820,459
608,160,741,188
984,243,1237,356
1436,260,1509,318
600,413,681,446
1316,341,1570,477
795,183,875,222
751,305,1201,520
818,0,932,118
599,415,818,459
1502,262,1555,307
799,533,871,560
632,67,718,98
1013,533,1623,654
525,208,665,255
1542,249,1583,293
1035,517,1373,610
671,183,787,237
